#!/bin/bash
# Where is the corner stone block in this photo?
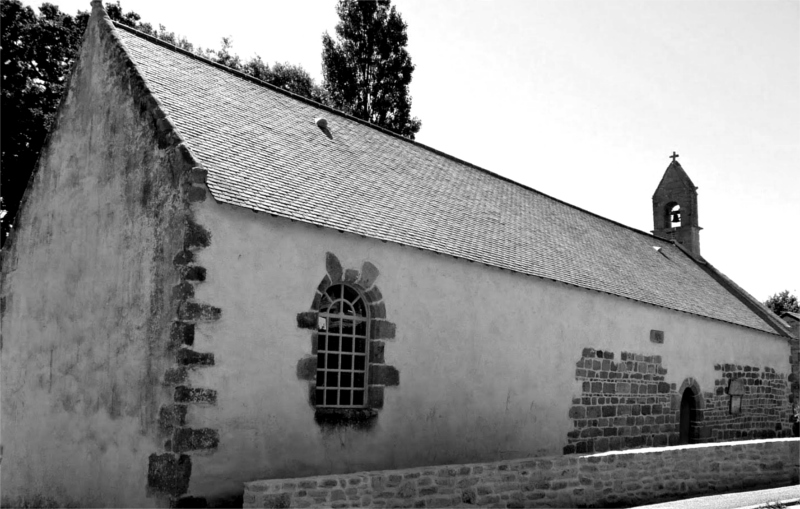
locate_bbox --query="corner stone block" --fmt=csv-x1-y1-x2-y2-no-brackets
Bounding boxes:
370,302,386,319
371,320,396,340
190,168,208,184
173,427,220,453
172,282,195,302
176,348,214,367
187,186,206,202
182,266,206,282
296,356,317,380
170,321,195,347
369,364,400,386
326,252,343,283
174,386,217,405
177,302,221,321
296,311,318,330
158,404,188,435
164,366,188,385
185,218,211,249
173,250,194,266
147,453,191,497
358,262,380,289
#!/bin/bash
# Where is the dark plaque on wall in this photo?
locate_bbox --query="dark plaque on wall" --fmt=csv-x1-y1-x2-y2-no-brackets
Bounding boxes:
650,330,664,344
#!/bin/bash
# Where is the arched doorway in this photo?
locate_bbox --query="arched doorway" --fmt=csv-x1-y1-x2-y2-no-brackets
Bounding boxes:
679,388,696,445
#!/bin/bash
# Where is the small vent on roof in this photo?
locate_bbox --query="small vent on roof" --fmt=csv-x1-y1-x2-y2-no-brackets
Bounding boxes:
652,246,662,252
315,118,328,129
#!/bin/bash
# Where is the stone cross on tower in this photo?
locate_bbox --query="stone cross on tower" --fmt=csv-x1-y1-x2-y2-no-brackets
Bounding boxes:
670,151,679,162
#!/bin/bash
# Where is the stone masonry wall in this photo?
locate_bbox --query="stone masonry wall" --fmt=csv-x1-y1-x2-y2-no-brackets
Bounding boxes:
566,349,678,453
243,438,799,508
706,363,793,440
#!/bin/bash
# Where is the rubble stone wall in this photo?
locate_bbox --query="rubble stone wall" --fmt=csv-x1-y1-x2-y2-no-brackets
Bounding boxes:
243,438,799,508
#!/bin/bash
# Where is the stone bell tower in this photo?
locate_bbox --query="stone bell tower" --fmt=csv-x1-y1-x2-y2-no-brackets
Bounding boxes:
652,152,702,257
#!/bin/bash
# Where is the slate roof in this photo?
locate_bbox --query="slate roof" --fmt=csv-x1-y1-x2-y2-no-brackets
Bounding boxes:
115,24,779,335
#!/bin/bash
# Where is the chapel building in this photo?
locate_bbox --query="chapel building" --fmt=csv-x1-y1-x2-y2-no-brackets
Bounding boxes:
1,3,795,507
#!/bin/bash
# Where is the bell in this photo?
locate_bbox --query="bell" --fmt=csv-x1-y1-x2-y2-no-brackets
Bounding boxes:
670,211,681,223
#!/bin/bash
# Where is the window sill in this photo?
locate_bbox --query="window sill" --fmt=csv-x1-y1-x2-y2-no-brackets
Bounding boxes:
314,408,378,429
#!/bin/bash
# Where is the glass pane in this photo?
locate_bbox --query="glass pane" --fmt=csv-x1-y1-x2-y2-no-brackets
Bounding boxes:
328,319,341,334
354,372,365,387
342,337,353,352
352,298,367,317
341,320,354,334
340,390,351,406
325,389,337,406
354,356,365,371
319,293,332,311
355,322,366,336
328,353,339,369
326,371,338,388
326,285,341,300
316,370,324,386
318,335,326,351
317,352,326,368
341,354,352,370
316,389,324,404
328,301,342,315
353,390,364,406
355,337,366,352
343,285,359,303
343,302,354,316
341,372,352,388
317,317,327,331
329,336,340,352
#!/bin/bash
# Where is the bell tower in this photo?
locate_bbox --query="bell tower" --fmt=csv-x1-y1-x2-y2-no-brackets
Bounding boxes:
652,152,702,257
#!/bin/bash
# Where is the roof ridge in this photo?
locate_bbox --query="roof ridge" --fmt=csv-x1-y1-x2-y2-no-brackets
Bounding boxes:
113,21,674,246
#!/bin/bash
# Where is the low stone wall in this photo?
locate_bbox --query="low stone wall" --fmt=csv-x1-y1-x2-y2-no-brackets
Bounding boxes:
243,438,799,508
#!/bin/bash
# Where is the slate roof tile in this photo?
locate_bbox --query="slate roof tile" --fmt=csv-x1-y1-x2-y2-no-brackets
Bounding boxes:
115,25,776,335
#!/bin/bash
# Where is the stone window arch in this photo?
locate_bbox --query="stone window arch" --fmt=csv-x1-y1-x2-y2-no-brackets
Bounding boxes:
295,253,399,427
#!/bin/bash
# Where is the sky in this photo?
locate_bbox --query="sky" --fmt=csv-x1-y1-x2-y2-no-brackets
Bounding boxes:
26,0,800,302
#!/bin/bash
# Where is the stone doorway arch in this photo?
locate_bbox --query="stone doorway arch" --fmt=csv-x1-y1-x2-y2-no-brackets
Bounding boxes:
677,378,705,444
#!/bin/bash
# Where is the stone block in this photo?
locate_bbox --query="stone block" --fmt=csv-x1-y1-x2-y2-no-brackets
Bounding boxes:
172,281,195,301
185,218,210,248
158,404,187,435
262,493,292,509
147,453,191,497
187,186,206,202
173,427,220,452
369,364,400,386
368,385,385,408
569,406,586,419
170,321,195,347
182,266,206,282
296,311,318,330
176,348,214,367
173,250,194,266
164,366,188,385
326,252,343,282
174,386,217,404
371,320,396,340
296,356,317,380
370,302,386,319
178,302,221,321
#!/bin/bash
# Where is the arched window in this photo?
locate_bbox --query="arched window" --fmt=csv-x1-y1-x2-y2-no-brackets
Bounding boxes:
316,284,369,408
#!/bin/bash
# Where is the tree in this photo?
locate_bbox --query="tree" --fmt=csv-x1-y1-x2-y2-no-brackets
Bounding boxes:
0,1,322,246
764,290,800,316
322,0,421,139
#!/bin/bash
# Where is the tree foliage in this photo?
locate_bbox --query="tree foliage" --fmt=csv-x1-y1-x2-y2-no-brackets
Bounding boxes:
764,290,800,317
0,0,322,245
322,0,421,139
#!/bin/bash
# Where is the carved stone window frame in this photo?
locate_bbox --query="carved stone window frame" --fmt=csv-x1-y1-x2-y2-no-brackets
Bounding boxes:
296,252,399,428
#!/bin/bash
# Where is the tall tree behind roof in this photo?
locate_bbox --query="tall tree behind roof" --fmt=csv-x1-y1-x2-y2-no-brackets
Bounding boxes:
322,0,421,139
